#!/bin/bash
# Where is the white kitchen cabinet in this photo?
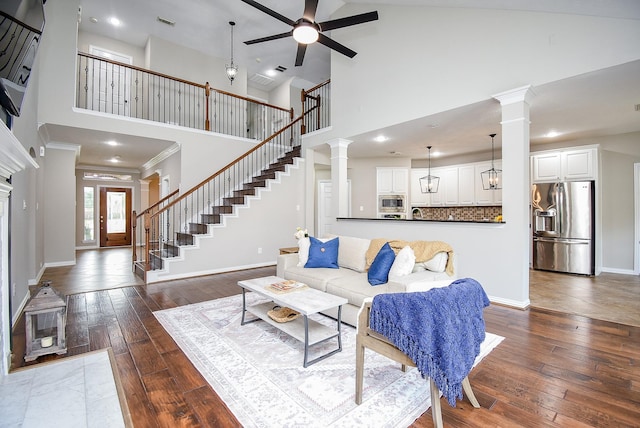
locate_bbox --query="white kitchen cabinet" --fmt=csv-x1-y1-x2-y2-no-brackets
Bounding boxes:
427,167,444,206
475,161,502,205
531,148,596,182
377,167,408,194
442,167,459,206
562,149,595,180
410,168,429,206
458,165,476,205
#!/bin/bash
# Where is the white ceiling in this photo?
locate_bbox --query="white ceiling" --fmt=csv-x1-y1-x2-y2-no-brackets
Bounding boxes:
63,0,640,169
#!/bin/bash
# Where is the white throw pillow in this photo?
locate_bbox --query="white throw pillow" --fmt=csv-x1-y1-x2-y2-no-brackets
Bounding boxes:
389,246,416,277
423,252,448,273
297,237,311,267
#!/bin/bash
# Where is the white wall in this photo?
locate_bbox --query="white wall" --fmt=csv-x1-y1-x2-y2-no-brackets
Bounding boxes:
324,4,640,142
77,31,146,67
43,145,77,266
146,35,247,95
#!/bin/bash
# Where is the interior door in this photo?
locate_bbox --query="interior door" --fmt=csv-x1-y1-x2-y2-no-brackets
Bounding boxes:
99,187,132,247
89,46,132,116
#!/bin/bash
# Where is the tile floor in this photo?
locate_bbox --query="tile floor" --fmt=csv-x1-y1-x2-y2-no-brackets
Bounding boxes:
0,349,126,428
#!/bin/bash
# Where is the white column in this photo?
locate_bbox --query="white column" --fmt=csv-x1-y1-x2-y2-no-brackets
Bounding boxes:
493,85,535,303
327,138,352,219
139,179,150,211
0,181,11,376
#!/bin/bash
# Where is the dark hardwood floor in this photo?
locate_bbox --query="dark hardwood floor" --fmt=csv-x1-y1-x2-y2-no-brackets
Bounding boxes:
11,249,640,427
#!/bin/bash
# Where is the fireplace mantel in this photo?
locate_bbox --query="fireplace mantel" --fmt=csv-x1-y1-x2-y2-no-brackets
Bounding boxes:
0,120,39,180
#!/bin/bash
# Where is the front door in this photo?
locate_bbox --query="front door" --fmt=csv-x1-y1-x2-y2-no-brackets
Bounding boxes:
99,187,132,247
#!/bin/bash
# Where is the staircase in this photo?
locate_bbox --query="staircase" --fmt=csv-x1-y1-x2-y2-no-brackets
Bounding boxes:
133,117,303,282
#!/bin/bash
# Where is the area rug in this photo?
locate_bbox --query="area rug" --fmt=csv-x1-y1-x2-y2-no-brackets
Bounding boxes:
154,294,503,428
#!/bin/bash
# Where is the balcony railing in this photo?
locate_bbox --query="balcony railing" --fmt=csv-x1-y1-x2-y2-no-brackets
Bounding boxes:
76,52,293,139
301,79,330,134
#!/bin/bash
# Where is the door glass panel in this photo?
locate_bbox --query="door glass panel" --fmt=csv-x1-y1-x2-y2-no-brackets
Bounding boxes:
83,187,94,241
107,191,126,233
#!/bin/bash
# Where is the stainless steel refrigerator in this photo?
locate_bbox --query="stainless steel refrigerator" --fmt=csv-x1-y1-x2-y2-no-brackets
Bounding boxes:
532,181,595,275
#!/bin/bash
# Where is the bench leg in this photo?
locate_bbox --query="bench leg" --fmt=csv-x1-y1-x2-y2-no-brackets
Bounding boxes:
462,377,480,408
429,378,443,428
355,341,365,405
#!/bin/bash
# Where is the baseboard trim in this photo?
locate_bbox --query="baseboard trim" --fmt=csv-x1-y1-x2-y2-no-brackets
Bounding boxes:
488,295,530,310
12,292,30,328
146,262,276,284
44,260,76,268
28,264,47,286
600,267,637,275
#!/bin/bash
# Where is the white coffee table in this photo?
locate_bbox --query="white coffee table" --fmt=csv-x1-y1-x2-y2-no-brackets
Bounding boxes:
237,276,348,367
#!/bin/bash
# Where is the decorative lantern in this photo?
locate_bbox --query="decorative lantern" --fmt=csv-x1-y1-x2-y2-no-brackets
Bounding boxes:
24,281,67,362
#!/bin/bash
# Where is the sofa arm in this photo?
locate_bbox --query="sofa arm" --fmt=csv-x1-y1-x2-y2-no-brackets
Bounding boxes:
276,253,298,277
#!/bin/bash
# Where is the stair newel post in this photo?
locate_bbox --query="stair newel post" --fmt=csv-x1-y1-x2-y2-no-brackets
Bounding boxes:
300,88,307,135
205,81,211,131
316,95,321,131
144,211,151,271
132,210,137,265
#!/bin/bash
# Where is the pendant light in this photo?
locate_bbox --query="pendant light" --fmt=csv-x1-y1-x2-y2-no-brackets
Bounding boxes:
225,21,238,85
419,146,440,193
481,133,502,190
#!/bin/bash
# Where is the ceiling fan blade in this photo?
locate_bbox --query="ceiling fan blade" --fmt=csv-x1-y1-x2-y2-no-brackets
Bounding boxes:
244,31,292,45
303,0,319,22
239,0,296,26
318,11,379,31
295,44,308,67
317,33,357,58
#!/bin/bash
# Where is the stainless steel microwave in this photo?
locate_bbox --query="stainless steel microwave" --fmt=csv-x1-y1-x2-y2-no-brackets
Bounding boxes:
378,194,406,212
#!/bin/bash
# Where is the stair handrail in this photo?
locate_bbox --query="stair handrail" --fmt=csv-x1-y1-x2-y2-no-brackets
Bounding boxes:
135,115,303,274
153,115,303,218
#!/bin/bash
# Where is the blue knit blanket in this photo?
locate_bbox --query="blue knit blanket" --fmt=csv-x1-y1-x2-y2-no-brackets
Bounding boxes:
369,278,490,407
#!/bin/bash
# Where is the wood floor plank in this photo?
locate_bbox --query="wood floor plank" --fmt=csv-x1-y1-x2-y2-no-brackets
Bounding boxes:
142,369,201,427
115,351,160,428
183,386,241,427
162,349,208,393
128,338,168,376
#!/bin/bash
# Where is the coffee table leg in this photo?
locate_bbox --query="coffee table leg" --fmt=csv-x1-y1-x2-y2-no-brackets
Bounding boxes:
240,288,259,326
303,315,310,367
302,307,344,368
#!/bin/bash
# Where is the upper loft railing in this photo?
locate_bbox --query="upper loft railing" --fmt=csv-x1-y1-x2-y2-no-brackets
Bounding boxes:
76,52,293,140
301,79,330,134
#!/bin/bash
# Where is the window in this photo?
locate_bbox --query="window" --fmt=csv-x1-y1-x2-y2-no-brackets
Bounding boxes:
83,187,95,242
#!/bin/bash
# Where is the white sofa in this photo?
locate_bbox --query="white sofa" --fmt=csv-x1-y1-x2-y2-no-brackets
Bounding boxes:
276,235,457,326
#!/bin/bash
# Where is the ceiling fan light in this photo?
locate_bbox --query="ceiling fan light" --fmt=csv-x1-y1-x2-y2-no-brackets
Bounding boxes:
293,22,319,44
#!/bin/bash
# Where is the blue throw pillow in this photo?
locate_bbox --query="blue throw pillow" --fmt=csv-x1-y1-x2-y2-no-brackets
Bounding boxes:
304,237,339,268
368,242,396,285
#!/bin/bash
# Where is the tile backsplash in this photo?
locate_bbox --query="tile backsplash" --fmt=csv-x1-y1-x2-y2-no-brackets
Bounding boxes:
412,206,502,221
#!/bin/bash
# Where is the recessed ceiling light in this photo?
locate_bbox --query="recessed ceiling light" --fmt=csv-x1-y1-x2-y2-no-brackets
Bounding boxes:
105,140,118,146
374,135,388,143
109,156,121,163
108,17,121,27
546,130,560,138
265,69,277,77
90,17,98,24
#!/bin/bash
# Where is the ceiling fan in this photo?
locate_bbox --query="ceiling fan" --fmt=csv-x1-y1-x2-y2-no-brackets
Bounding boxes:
240,0,379,66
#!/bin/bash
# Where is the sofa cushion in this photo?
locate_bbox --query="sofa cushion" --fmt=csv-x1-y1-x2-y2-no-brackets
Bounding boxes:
336,235,370,272
326,274,394,308
368,242,396,285
305,237,339,268
284,265,358,292
389,246,415,278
